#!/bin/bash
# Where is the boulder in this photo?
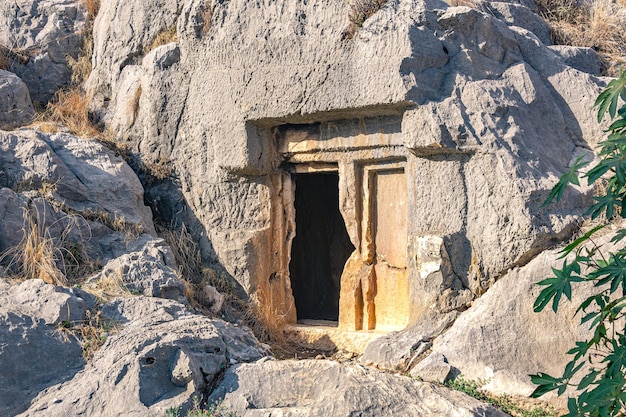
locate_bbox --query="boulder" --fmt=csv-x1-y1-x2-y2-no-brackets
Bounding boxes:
207,359,508,416
85,239,185,301
19,297,270,417
481,1,552,45
409,352,453,384
0,130,154,233
0,278,96,325
0,309,84,417
429,229,624,401
360,310,457,371
0,70,34,128
0,129,157,269
549,45,603,75
0,0,88,105
83,0,605,328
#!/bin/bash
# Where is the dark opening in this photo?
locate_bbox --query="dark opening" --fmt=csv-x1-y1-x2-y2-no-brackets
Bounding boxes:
290,172,355,322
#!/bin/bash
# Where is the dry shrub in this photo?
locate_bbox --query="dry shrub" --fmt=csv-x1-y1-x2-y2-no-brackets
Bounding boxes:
238,286,290,345
534,0,626,75
81,0,101,19
40,88,100,137
344,0,389,39
160,224,237,311
145,25,178,55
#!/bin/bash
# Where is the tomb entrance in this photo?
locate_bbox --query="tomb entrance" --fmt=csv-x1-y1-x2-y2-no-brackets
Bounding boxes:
267,119,412,338
289,170,354,322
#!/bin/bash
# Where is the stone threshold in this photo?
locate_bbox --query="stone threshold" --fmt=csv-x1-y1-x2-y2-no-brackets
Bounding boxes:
283,320,389,353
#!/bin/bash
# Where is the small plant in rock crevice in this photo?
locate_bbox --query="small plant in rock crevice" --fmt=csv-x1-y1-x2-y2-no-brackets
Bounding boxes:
446,377,558,417
344,0,389,39
56,308,119,360
165,396,236,417
145,25,179,55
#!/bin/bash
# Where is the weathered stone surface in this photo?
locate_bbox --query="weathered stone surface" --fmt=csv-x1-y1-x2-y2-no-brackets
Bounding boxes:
0,130,157,268
86,239,185,301
0,70,34,128
0,309,84,417
481,1,552,45
0,130,154,233
549,45,603,75
0,278,95,325
410,352,453,383
360,310,457,371
86,0,605,329
20,297,270,417
208,359,508,416
0,0,88,104
430,229,624,400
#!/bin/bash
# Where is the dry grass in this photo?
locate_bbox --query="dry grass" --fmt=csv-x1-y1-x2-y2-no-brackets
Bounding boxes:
160,224,236,312
82,267,138,300
0,206,67,286
534,0,626,75
142,156,174,181
145,25,178,55
202,2,214,35
128,84,142,126
445,0,481,7
67,39,93,86
37,88,100,137
159,224,287,344
0,200,104,287
344,0,388,39
81,0,100,19
238,286,290,344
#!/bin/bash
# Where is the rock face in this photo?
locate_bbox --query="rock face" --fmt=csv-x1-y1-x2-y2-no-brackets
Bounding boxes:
0,279,95,325
0,129,156,267
427,230,624,400
208,359,508,416
19,297,270,417
86,239,185,301
0,0,88,105
0,70,34,128
549,46,603,75
85,0,604,331
0,280,86,417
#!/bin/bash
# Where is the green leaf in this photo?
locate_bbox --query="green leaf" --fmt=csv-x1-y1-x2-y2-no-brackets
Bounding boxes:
544,155,589,206
560,224,606,258
578,370,600,390
595,72,626,122
588,253,626,294
534,260,583,313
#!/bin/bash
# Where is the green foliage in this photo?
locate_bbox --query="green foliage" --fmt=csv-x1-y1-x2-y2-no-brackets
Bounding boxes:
447,377,557,417
530,69,626,416
165,397,236,417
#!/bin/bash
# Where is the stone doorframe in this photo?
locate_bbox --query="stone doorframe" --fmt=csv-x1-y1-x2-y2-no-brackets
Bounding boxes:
265,121,412,332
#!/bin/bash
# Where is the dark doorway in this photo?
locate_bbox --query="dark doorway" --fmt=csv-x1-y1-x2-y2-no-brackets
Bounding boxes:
290,172,355,322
